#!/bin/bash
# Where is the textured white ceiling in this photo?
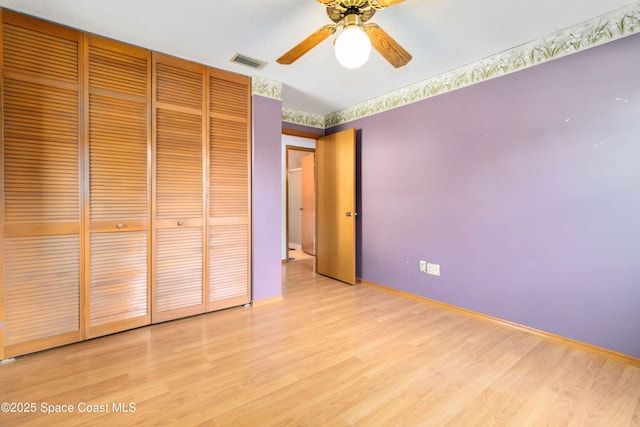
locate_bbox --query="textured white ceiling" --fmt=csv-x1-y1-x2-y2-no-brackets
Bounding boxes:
0,0,637,115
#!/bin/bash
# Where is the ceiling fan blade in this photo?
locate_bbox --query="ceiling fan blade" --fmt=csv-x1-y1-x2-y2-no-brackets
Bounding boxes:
277,25,336,65
364,23,412,68
370,0,405,9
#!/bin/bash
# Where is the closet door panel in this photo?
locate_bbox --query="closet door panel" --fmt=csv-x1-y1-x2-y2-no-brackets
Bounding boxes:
88,95,148,221
155,110,203,218
3,234,80,357
152,54,206,323
2,13,79,83
85,35,151,338
210,118,249,217
155,228,203,318
208,223,249,309
153,112,205,321
1,11,83,358
4,80,80,222
88,231,148,337
208,70,251,311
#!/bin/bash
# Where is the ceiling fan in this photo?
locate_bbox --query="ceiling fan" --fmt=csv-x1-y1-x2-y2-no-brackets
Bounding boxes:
277,0,412,69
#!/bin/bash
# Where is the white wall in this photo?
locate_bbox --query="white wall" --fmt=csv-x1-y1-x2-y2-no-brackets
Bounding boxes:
281,135,315,260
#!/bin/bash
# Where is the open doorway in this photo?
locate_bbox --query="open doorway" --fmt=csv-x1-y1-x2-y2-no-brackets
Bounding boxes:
286,146,315,261
281,129,358,281
282,132,317,262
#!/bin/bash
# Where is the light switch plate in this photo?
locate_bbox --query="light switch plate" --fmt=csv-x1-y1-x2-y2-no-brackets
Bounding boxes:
419,260,427,273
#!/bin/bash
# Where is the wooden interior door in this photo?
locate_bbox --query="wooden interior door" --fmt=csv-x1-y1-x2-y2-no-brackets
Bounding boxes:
208,69,251,311
1,11,84,358
85,35,152,338
152,53,206,323
301,153,316,255
316,129,357,285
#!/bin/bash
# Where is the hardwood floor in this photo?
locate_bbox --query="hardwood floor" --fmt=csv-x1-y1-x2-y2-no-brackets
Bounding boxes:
287,244,314,261
1,258,639,426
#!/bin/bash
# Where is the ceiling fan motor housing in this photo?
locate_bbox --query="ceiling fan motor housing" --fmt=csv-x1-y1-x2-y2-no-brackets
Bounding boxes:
342,13,363,29
341,0,368,7
340,0,391,10
327,1,376,23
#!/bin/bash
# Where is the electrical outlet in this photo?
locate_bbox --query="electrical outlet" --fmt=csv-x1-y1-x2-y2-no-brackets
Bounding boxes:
427,263,440,276
419,260,427,273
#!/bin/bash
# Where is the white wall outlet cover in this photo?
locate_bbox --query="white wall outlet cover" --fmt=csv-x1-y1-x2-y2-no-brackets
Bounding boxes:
427,263,440,276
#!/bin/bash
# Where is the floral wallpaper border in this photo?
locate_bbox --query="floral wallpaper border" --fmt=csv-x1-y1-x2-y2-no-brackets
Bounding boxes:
281,107,326,129
251,76,282,101
273,2,640,129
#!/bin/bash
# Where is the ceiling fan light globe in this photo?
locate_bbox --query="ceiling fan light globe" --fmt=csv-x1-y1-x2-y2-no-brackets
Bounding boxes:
335,26,371,69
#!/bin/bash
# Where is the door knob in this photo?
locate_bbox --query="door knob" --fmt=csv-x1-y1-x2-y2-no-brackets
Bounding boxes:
345,212,358,217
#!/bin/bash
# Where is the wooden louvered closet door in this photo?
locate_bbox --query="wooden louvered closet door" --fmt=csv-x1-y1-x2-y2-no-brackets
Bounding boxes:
208,69,251,311
1,11,84,358
1,9,252,357
85,35,151,338
152,54,206,323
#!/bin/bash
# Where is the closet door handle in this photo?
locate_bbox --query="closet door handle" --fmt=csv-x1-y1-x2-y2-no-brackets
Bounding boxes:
177,220,184,227
116,223,124,229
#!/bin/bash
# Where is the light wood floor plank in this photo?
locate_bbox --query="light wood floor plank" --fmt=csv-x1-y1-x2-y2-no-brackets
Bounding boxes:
0,258,639,426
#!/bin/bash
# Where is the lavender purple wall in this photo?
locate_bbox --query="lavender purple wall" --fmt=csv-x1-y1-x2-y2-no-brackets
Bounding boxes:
252,95,283,301
330,33,640,358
